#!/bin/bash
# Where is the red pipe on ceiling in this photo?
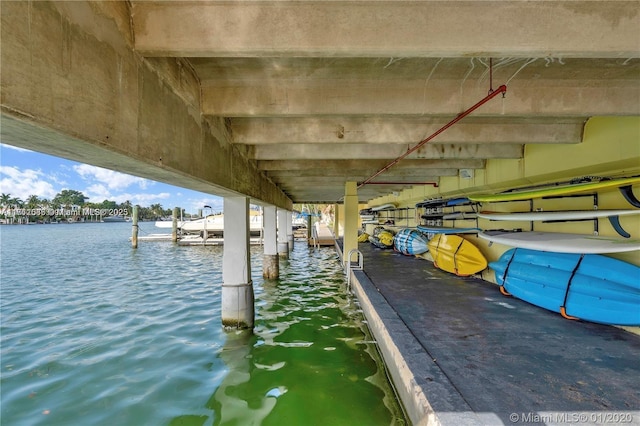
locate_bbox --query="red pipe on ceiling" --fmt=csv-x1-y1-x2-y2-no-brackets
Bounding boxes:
362,181,439,187
358,84,507,189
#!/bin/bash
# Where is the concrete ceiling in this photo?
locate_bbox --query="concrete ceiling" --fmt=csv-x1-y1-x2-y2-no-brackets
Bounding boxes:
130,1,640,203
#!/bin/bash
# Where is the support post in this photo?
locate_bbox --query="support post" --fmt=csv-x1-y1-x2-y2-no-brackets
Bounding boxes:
286,210,294,251
131,205,139,249
172,207,179,243
277,208,289,259
333,203,341,238
342,182,359,266
262,205,279,279
222,196,254,329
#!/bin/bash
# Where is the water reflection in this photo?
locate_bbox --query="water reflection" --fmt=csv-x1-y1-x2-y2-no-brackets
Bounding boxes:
196,246,405,425
207,330,279,425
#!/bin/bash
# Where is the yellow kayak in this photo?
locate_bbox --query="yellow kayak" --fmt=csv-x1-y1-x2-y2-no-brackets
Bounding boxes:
377,230,395,247
427,234,488,276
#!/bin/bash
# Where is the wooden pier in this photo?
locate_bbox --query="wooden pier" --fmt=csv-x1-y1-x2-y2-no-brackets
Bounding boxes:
309,222,335,247
133,233,264,246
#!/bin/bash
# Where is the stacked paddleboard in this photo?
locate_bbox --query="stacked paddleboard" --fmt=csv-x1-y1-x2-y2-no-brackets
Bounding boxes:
371,203,397,211
473,176,640,253
490,248,640,326
469,175,640,205
416,196,480,239
478,209,640,238
443,211,478,220
478,209,640,222
359,208,377,223
417,225,481,240
479,230,640,254
416,197,472,208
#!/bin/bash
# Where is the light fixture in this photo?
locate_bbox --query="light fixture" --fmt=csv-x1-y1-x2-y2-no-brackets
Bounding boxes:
460,169,474,179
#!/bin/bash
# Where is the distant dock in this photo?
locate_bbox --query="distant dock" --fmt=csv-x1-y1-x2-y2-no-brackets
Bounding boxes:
133,233,264,246
309,222,335,247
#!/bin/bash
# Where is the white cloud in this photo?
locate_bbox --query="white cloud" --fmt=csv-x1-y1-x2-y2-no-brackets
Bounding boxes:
82,182,170,206
73,164,150,191
0,166,57,201
188,197,224,213
84,183,111,201
128,192,171,205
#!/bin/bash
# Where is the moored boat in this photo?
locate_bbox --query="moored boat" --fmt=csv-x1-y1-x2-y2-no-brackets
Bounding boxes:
156,212,263,236
102,215,128,222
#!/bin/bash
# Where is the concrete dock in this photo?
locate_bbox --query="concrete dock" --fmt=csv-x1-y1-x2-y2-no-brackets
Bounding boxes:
309,222,336,247
342,241,640,425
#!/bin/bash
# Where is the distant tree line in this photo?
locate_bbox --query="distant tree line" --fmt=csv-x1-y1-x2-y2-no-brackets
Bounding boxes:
0,189,173,223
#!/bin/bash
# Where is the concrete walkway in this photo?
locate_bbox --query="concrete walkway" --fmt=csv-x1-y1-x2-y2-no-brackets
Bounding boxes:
344,241,640,425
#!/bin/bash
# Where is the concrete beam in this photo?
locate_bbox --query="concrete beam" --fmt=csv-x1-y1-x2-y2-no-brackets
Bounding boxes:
258,159,486,171
285,188,420,204
191,57,639,84
0,0,291,210
202,79,639,117
275,176,442,187
249,143,523,160
267,169,457,179
133,1,640,58
231,116,584,145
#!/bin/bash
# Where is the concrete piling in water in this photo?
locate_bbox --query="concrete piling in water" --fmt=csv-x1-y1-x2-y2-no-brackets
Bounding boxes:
286,210,294,251
262,205,279,279
131,205,139,248
221,197,255,329
277,209,289,259
172,207,179,243
263,255,279,279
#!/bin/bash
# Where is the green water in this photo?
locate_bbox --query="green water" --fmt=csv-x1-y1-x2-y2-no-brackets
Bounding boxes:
1,223,406,425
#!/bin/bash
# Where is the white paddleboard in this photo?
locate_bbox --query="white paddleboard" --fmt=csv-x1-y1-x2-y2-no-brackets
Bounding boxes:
371,203,397,211
443,211,478,220
479,230,640,254
417,226,481,239
477,209,640,221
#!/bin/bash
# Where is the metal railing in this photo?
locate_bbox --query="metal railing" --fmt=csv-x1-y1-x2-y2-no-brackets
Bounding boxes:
346,249,363,292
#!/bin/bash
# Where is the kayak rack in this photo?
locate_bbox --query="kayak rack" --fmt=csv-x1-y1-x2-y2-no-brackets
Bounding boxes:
346,249,364,292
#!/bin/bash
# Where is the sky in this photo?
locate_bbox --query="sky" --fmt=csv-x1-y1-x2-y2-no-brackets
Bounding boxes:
0,143,223,214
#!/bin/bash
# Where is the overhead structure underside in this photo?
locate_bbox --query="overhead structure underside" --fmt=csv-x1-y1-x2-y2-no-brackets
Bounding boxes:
3,1,639,204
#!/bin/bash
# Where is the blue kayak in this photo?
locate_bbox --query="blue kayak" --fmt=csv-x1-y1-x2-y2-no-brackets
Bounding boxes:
394,228,429,255
490,248,640,326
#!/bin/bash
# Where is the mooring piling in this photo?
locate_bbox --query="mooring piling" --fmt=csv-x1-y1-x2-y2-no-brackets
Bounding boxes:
131,205,139,248
172,207,179,242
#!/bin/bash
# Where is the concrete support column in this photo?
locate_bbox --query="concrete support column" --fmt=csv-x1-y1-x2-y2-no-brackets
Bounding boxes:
333,203,340,238
262,205,279,279
277,209,289,259
222,196,254,329
342,182,359,266
172,207,179,243
286,211,294,251
131,205,139,249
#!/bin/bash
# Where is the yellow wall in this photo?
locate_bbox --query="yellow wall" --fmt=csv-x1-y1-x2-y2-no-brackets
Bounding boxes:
364,116,640,333
367,116,640,266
